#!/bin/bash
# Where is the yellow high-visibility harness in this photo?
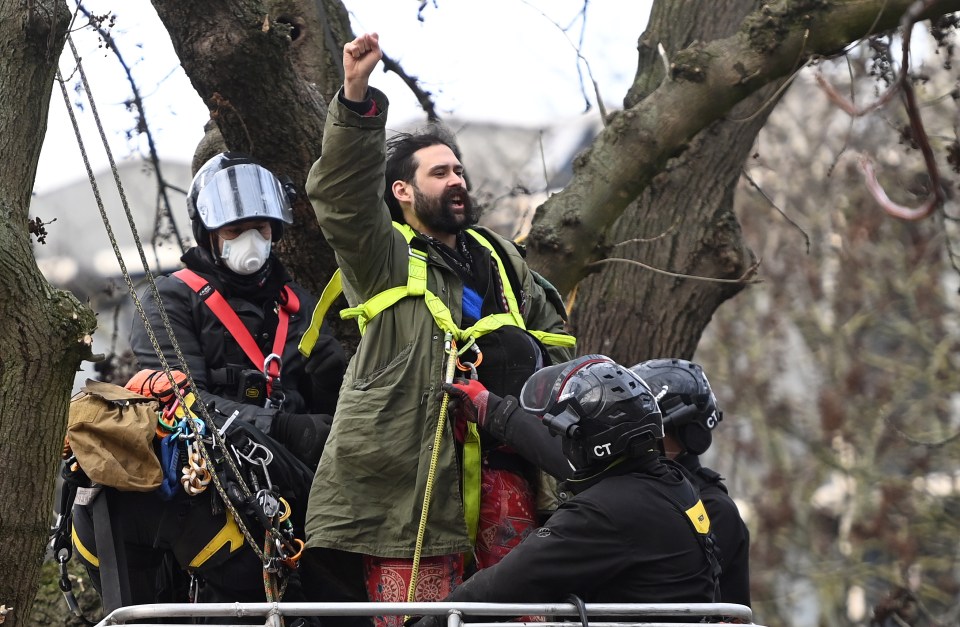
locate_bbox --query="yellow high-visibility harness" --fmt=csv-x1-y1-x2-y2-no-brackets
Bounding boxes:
299,223,575,353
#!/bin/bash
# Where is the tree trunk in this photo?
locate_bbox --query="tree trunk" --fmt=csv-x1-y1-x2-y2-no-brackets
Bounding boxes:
569,0,768,362
0,1,98,624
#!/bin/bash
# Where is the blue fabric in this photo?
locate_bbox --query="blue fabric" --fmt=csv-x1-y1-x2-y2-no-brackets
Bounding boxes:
462,286,483,322
158,434,182,501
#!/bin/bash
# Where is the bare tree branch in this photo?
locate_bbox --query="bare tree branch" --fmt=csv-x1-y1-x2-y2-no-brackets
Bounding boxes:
76,4,188,253
525,0,960,295
816,0,948,220
379,51,440,122
588,256,763,284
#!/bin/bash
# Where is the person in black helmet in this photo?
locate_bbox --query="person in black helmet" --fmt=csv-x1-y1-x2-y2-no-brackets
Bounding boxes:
410,356,718,625
132,151,346,469
631,358,751,608
71,153,346,620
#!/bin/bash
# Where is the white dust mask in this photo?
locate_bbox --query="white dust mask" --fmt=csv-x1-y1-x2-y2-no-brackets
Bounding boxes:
220,229,271,275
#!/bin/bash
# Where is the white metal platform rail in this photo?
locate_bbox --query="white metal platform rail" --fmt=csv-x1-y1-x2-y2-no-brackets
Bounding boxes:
93,601,763,626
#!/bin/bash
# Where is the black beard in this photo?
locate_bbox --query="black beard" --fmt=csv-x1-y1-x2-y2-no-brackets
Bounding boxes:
413,186,478,234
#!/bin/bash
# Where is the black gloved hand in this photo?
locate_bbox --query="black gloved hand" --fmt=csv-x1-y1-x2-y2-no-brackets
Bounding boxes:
271,412,333,469
306,334,348,380
306,334,348,414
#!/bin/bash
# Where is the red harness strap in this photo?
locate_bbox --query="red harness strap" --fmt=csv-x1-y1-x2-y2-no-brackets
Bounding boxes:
173,269,300,397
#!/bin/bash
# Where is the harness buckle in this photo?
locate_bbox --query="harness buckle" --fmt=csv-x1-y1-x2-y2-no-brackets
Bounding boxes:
408,241,429,262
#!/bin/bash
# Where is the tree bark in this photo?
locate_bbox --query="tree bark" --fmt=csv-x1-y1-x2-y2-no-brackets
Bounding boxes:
568,0,769,362
0,1,98,624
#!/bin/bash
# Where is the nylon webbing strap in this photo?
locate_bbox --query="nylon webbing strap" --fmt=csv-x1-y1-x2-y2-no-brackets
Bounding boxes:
462,422,482,546
465,228,524,328
174,269,299,395
529,330,578,348
407,238,429,296
298,268,343,357
91,489,131,613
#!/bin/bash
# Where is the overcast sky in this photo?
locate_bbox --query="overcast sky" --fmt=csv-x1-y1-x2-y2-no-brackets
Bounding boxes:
34,1,651,193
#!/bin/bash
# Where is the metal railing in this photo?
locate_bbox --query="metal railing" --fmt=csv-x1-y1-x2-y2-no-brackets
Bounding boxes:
93,600,762,626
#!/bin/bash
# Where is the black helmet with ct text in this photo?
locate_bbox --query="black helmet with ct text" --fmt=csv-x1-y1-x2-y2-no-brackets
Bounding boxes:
519,355,663,471
187,152,295,249
630,358,722,456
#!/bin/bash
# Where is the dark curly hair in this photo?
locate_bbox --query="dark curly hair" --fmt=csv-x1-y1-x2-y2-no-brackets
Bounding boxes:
384,128,463,223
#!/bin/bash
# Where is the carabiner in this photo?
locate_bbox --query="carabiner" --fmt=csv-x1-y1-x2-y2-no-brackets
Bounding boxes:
279,538,305,570
457,361,478,380
233,440,274,468
263,353,282,380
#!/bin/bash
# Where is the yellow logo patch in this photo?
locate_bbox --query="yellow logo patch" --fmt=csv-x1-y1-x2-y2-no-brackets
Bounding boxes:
684,499,711,535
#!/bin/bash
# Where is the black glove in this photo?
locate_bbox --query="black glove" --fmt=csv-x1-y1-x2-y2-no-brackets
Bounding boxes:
271,412,333,469
306,334,348,414
305,334,347,380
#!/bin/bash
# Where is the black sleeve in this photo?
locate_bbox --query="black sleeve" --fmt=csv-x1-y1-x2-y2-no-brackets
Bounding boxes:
338,88,375,114
304,327,347,415
484,395,573,480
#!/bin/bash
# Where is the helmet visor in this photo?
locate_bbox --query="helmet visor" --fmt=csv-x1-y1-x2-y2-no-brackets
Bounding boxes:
519,355,612,415
194,163,293,230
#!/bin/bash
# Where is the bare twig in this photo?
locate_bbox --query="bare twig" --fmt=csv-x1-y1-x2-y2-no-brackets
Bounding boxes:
76,2,188,253
611,217,682,245
742,168,811,253
825,56,857,178
520,0,607,122
380,51,440,122
588,256,763,284
538,130,550,191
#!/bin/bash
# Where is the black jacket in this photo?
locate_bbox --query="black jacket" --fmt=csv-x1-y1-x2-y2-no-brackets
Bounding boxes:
676,454,751,607
413,457,716,627
129,247,345,433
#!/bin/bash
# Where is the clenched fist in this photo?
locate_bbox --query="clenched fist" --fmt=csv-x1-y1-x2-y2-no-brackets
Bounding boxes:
343,32,382,101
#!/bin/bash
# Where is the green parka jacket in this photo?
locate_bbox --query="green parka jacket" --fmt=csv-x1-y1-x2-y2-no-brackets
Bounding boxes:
304,88,574,558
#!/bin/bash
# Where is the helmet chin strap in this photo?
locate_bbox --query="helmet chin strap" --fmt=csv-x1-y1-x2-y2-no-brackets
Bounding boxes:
209,232,223,263
567,456,628,483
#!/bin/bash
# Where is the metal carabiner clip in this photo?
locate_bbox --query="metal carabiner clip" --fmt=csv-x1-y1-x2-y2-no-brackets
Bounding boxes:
233,440,274,468
461,362,478,380
263,352,282,381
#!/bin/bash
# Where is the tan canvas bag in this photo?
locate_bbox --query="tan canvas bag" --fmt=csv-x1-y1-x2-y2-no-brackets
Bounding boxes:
67,379,163,491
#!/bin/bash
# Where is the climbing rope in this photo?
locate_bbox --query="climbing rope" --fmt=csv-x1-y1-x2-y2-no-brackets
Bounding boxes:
56,33,296,602
406,332,460,605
